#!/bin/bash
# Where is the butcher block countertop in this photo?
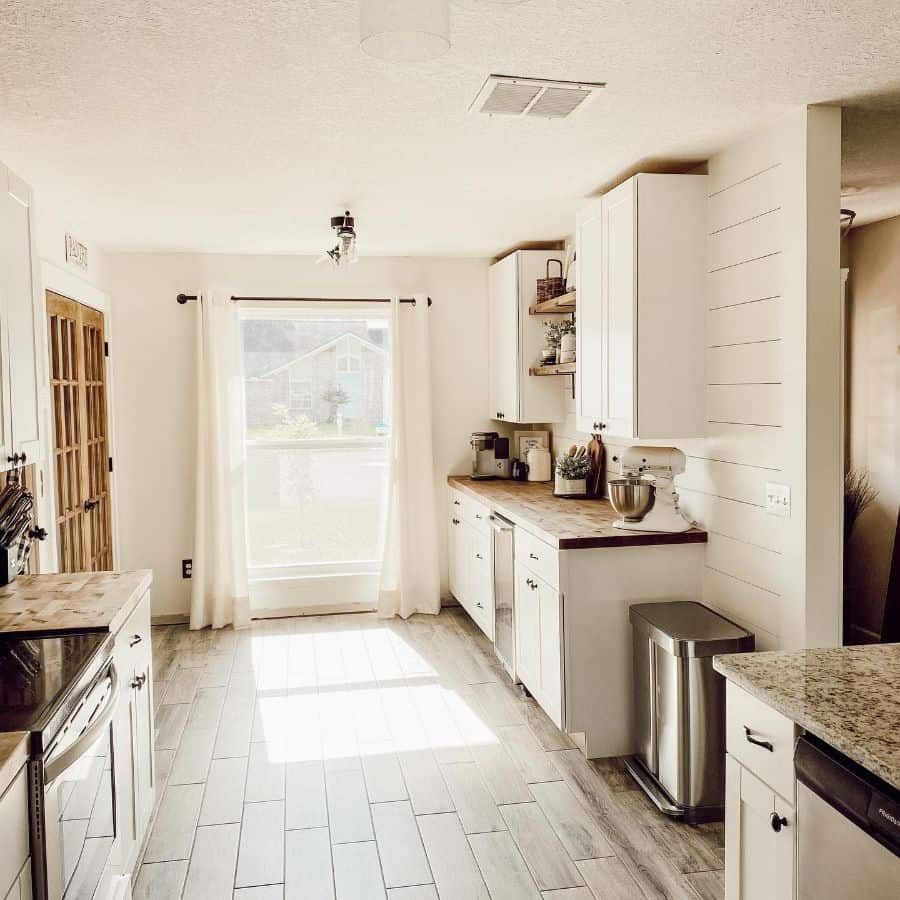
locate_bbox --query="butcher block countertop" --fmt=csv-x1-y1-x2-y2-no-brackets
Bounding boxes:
714,644,900,791
0,570,152,636
448,476,707,549
0,732,28,796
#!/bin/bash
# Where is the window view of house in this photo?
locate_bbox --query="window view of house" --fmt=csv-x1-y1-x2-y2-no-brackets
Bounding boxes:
241,312,391,575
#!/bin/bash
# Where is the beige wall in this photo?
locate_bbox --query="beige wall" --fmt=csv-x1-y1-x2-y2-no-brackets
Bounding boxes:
845,214,900,640
104,253,493,618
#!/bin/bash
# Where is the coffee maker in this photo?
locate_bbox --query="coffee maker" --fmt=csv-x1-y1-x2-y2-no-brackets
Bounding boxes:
470,432,511,479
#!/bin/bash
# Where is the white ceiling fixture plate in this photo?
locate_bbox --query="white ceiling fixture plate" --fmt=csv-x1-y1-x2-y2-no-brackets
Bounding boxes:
469,74,606,119
360,0,451,62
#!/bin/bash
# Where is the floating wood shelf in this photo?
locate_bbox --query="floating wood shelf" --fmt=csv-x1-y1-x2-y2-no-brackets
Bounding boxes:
529,291,576,315
529,362,576,376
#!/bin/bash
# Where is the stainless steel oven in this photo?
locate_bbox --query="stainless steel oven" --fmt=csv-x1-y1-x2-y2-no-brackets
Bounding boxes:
0,630,118,900
32,660,119,900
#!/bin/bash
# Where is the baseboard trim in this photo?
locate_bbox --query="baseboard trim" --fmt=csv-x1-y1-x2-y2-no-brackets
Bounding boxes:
151,614,190,626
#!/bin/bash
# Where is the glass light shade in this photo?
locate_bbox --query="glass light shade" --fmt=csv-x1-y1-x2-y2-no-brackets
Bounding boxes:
360,0,451,62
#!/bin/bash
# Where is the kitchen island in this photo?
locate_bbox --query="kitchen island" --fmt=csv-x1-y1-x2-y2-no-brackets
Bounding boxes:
714,642,900,791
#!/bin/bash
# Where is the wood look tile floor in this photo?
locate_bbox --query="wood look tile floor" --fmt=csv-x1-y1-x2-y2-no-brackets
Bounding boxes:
138,609,724,900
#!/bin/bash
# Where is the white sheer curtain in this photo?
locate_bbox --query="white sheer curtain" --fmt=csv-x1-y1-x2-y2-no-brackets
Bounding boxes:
190,291,251,630
378,295,440,618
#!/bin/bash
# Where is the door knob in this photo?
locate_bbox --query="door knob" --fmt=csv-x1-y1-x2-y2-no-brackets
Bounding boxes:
84,498,100,512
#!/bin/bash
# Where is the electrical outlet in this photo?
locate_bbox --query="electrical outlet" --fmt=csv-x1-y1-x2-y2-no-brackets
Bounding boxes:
765,482,791,517
182,559,192,579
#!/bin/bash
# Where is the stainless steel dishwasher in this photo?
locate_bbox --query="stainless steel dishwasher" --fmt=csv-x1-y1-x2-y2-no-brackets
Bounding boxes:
796,735,899,899
489,514,516,678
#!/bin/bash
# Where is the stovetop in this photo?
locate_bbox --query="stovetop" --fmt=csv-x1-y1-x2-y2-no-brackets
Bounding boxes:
0,631,112,736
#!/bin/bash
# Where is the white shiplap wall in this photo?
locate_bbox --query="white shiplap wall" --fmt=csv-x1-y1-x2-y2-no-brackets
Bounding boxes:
550,107,843,650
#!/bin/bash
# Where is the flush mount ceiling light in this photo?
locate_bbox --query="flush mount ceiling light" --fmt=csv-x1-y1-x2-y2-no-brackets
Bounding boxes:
360,0,450,63
323,210,358,267
469,74,606,119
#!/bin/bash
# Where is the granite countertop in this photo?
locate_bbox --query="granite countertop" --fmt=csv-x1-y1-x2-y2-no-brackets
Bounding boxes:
714,643,900,791
0,732,28,796
448,476,707,549
0,570,153,636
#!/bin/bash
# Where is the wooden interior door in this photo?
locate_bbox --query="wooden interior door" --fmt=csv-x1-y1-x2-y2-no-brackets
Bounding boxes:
46,291,113,571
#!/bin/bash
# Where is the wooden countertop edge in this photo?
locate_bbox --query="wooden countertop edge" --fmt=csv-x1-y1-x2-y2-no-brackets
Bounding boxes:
0,732,29,797
448,476,707,549
106,569,154,633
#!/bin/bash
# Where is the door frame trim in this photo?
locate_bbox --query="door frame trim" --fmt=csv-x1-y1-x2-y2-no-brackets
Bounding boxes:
38,260,120,573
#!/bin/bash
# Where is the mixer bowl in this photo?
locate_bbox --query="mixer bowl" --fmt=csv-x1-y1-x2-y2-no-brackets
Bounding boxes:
608,478,655,521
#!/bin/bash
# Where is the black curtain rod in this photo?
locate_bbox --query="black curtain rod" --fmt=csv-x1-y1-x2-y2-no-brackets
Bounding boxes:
176,293,431,306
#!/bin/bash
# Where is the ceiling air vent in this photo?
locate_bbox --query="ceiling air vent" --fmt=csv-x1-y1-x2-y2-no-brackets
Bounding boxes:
469,75,605,119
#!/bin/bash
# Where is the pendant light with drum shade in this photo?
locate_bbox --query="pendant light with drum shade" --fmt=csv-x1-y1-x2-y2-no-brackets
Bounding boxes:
360,0,451,62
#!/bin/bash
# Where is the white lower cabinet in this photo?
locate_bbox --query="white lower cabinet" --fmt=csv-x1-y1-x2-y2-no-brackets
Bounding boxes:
448,499,494,641
112,590,155,879
725,755,794,900
514,562,562,728
0,767,30,900
724,683,797,900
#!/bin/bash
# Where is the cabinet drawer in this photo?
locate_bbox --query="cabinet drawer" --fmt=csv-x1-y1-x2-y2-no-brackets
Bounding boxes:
0,768,29,897
449,487,491,535
726,681,797,802
115,590,152,675
515,529,559,590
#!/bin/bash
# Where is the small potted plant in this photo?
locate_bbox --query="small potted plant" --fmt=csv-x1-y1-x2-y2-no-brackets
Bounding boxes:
555,445,590,497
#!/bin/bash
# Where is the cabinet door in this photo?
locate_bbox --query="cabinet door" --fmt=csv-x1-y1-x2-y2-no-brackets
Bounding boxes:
448,514,468,605
132,650,154,837
468,531,494,640
537,582,563,728
515,564,541,694
602,179,637,439
488,254,519,421
576,199,605,433
0,168,41,463
725,755,794,900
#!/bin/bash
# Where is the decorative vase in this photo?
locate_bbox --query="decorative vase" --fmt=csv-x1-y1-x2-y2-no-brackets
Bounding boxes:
555,474,587,496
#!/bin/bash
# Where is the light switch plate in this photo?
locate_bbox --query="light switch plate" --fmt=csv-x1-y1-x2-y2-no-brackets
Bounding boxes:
765,482,791,517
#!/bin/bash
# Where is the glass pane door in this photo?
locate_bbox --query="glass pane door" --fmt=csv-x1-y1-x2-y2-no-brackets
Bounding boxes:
241,308,391,609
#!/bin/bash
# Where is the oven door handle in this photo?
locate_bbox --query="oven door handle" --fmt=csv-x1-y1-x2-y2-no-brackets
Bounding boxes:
45,665,119,785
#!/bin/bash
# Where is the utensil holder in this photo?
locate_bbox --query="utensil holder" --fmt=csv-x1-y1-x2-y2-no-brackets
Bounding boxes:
536,259,565,303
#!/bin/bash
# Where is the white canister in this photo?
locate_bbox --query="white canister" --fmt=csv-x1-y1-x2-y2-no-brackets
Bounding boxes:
525,447,552,482
559,332,576,364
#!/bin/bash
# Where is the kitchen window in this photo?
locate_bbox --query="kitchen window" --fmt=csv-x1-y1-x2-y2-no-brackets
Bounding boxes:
240,306,391,611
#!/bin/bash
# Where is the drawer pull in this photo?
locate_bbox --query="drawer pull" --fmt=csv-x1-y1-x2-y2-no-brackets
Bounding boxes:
475,602,484,609
525,578,538,591
452,518,460,525
453,500,461,506
129,634,142,647
131,673,147,691
475,553,483,560
529,552,539,560
770,812,788,833
475,514,483,520
744,725,773,752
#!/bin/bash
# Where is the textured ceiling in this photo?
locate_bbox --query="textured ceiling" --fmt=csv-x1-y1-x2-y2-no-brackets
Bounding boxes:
1,1,899,255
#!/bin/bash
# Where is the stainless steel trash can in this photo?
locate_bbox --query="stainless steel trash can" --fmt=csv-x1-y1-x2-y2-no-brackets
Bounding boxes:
625,601,754,823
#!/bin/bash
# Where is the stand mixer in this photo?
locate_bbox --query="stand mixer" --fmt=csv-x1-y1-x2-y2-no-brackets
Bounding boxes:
607,446,692,533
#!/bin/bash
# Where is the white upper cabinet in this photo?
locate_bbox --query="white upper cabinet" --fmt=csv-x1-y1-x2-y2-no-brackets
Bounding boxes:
0,163,42,468
489,250,566,424
576,173,707,440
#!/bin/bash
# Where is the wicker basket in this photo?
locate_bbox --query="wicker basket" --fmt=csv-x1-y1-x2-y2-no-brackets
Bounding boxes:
536,259,565,303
